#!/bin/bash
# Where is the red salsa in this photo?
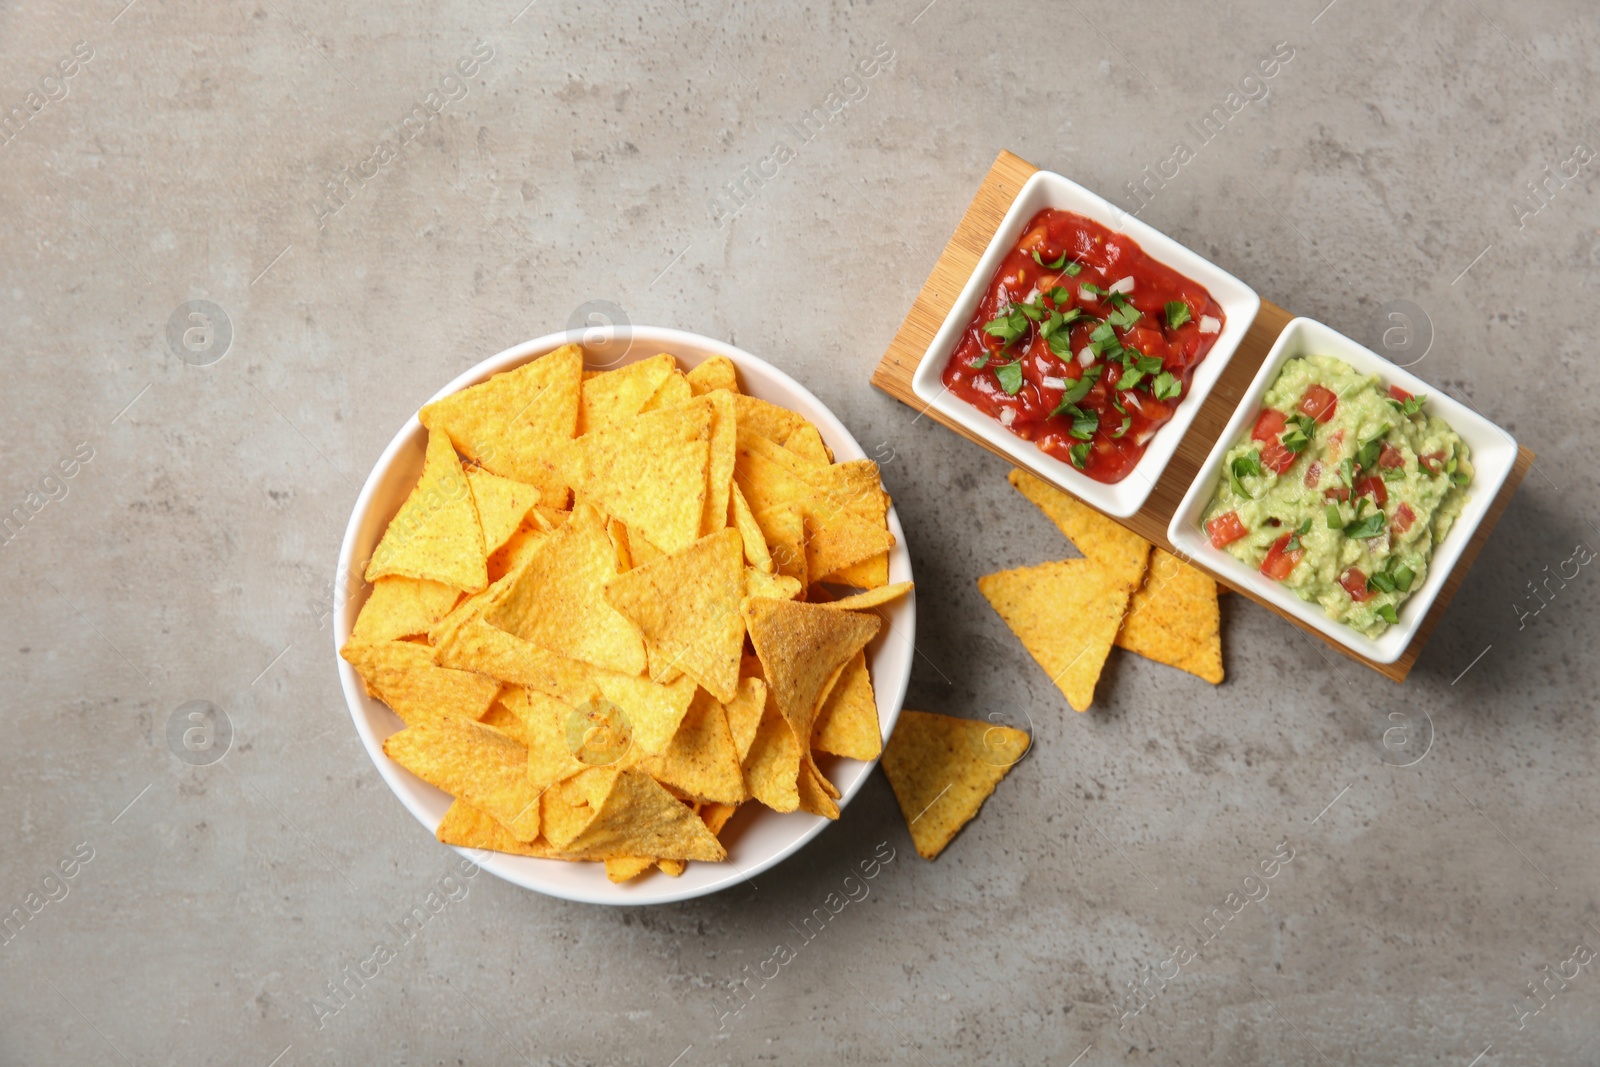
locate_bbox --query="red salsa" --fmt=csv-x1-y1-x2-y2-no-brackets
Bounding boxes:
941,208,1226,483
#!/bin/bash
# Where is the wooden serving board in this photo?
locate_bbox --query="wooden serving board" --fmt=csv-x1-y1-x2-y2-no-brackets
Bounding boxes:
871,150,1532,682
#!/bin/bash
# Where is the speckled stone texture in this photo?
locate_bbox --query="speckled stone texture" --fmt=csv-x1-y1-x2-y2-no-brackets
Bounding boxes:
3,1,1598,1063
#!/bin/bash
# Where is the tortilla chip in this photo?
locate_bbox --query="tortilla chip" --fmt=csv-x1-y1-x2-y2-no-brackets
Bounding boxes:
591,669,697,758
486,525,549,583
722,675,767,762
826,553,890,590
803,508,895,582
383,716,544,840
702,390,737,538
350,577,461,644
743,597,881,756
730,483,773,573
783,423,832,466
977,560,1133,712
753,504,807,588
810,650,880,760
729,393,807,443
1115,548,1224,684
657,858,685,876
432,608,597,708
553,768,727,862
365,429,488,593
341,640,500,726
641,370,692,412
504,687,595,790
578,352,676,434
796,760,840,819
1008,469,1150,587
815,581,912,613
605,856,656,882
485,502,647,675
642,687,747,804
700,801,740,836
686,355,738,395
881,709,1030,860
436,800,567,858
745,568,802,601
741,694,801,812
466,467,540,556
576,400,710,554
605,528,746,702
419,344,582,503
479,696,529,746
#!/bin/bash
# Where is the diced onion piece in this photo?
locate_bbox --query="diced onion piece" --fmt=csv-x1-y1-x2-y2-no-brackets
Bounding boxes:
1041,376,1067,390
1135,429,1156,445
1109,275,1135,295
1199,315,1221,334
999,407,1016,427
1076,347,1094,367
1125,393,1143,410
1078,286,1097,303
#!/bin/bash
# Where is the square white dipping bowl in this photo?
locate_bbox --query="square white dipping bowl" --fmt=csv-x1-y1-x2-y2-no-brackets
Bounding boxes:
1168,316,1519,664
910,168,1260,518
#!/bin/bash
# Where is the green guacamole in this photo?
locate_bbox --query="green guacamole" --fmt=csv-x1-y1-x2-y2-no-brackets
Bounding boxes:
1203,355,1472,637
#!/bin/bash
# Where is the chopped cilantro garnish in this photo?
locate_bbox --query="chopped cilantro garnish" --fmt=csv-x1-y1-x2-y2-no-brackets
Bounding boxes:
1079,281,1107,298
1152,372,1182,401
1032,249,1070,270
1066,405,1098,440
1355,436,1383,471
1069,441,1091,469
1387,393,1427,417
1230,451,1264,497
1136,354,1164,374
1045,330,1074,359
1108,303,1141,330
1375,604,1399,625
994,361,1025,395
1048,365,1101,415
1285,517,1313,552
1343,511,1386,539
1165,301,1192,330
1112,414,1132,438
982,307,1029,345
1324,503,1343,529
1062,261,1083,277
968,353,990,370
1281,414,1316,454
1114,365,1145,391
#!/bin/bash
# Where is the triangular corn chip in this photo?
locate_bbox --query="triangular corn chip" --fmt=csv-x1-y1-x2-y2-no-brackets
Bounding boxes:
810,650,880,760
554,768,726,861
881,709,1030,859
604,529,746,702
436,800,567,858
591,669,697,758
383,716,543,840
500,686,594,791
365,429,487,592
1116,548,1224,684
741,693,801,812
783,423,831,466
605,856,656,882
745,568,802,601
977,560,1133,712
485,503,647,675
730,483,773,572
419,345,582,503
752,504,806,588
729,393,807,443
341,640,499,726
723,675,767,762
796,759,840,820
700,801,740,836
642,687,747,804
815,581,912,613
702,390,736,538
743,597,881,749
486,524,549,582
827,553,890,589
479,695,529,746
1008,469,1150,587
466,467,540,556
349,577,461,643
578,353,676,434
642,370,692,412
686,355,738,395
576,401,710,554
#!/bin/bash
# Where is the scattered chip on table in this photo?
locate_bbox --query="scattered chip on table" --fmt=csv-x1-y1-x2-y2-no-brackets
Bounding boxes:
1008,469,1149,587
880,709,1030,860
1116,548,1224,684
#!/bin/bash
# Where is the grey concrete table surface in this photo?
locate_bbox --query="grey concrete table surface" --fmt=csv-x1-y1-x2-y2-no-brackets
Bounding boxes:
2,0,1597,1063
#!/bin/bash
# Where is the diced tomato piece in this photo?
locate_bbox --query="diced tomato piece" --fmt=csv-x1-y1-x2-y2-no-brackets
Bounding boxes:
1340,568,1373,602
1259,534,1304,581
1298,384,1339,424
1392,502,1415,535
1379,443,1404,469
1324,486,1350,503
1355,474,1388,506
1206,511,1249,548
1303,461,1322,488
1388,384,1413,404
1418,451,1446,475
1251,408,1297,474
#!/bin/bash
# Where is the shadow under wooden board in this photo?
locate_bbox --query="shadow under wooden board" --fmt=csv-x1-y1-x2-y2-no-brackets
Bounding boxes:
870,149,1533,683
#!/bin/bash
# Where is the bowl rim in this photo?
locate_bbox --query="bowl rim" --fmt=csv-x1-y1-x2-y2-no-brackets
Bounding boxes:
1166,315,1518,664
909,167,1261,518
334,326,915,904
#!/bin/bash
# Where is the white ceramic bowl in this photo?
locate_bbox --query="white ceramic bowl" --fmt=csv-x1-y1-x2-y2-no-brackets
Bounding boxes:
335,327,915,904
1168,316,1518,664
910,169,1260,518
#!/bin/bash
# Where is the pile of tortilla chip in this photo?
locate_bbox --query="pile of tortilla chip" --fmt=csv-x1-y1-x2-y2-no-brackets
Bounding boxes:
341,345,912,883
978,470,1224,712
